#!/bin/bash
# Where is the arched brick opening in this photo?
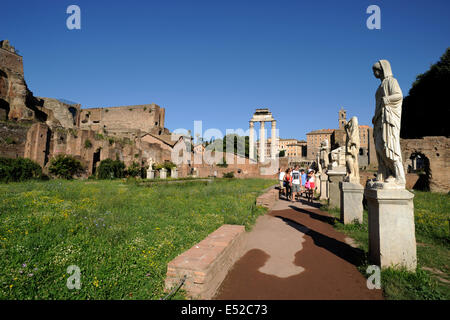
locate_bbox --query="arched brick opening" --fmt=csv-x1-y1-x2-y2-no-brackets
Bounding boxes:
408,151,431,191
68,107,77,126
92,148,101,175
0,99,10,121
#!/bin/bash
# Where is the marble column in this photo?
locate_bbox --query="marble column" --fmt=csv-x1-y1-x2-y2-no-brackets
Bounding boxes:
259,121,265,162
249,121,255,161
271,120,277,159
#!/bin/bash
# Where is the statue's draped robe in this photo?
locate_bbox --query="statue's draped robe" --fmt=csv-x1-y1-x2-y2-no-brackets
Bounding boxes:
373,60,405,183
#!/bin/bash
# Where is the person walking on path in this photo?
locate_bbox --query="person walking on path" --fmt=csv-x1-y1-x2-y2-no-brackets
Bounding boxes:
300,169,307,197
278,168,286,199
291,166,301,202
305,169,316,202
284,168,293,201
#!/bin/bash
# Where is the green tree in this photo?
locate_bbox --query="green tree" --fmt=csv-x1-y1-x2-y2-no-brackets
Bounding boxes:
126,161,141,178
0,157,42,182
401,48,450,138
97,159,125,179
49,155,84,179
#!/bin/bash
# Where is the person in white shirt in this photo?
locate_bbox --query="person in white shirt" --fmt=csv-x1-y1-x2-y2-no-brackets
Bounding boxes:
278,168,286,198
291,166,301,201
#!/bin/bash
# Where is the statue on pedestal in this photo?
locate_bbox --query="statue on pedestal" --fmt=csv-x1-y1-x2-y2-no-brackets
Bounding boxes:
371,60,405,188
344,116,360,184
319,139,329,170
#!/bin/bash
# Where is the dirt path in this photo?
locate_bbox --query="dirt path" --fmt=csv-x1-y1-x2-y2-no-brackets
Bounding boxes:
214,199,383,300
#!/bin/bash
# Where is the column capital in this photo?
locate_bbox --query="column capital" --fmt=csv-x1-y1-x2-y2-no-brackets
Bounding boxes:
260,121,265,127
249,121,254,127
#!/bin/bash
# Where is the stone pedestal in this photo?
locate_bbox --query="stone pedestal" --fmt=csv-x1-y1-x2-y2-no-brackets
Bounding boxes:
147,169,155,179
171,168,178,178
319,173,329,200
327,168,346,209
340,182,364,224
364,187,417,271
160,168,167,179
315,173,321,194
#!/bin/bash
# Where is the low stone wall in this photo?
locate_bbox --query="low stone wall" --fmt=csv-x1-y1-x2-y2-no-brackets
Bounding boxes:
165,224,246,299
256,187,279,210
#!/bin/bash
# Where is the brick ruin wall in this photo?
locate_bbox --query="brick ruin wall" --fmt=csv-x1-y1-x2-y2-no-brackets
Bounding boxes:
400,136,450,193
0,47,35,121
0,47,23,75
21,123,171,176
0,121,30,158
80,104,166,136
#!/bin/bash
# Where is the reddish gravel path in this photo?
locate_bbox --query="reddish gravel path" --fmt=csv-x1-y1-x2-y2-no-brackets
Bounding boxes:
214,199,383,300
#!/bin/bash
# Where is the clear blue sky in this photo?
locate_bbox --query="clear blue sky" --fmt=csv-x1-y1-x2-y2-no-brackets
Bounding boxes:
1,0,449,140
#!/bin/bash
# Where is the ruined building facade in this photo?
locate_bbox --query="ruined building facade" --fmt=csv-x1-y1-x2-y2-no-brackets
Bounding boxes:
0,40,188,176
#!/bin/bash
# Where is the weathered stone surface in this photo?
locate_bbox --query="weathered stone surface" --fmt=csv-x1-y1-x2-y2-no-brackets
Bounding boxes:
37,97,80,129
147,169,155,179
79,104,167,137
365,187,417,271
401,136,450,193
165,224,246,299
160,168,167,179
340,182,363,224
319,173,329,200
327,168,346,209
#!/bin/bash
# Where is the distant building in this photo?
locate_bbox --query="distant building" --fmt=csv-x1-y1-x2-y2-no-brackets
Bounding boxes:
257,138,306,159
306,107,376,166
306,129,334,159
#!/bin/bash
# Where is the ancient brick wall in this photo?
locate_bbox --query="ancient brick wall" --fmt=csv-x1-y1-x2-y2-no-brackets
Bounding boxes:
0,47,23,75
401,136,450,193
80,104,165,136
0,121,30,158
24,123,50,167
37,97,81,129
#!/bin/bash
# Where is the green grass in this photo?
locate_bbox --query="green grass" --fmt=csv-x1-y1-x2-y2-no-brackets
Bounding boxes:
320,191,450,300
0,178,276,299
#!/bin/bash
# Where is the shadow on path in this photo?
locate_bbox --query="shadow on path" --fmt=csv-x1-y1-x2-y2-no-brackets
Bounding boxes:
274,215,366,267
288,205,337,225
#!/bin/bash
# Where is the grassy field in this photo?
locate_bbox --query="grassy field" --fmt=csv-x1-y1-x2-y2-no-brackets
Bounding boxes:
0,178,276,299
321,191,450,300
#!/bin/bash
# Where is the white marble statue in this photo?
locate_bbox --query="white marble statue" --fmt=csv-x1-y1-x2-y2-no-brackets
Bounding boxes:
316,154,323,173
319,139,329,169
371,60,405,187
344,116,360,184
147,157,155,170
330,146,346,168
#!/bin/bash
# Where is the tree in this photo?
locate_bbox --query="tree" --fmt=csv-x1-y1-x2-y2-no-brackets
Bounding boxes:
401,48,450,138
221,134,250,157
97,159,125,179
49,155,84,179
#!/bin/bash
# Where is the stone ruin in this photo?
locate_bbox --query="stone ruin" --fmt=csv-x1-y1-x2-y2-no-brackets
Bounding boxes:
0,40,187,176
